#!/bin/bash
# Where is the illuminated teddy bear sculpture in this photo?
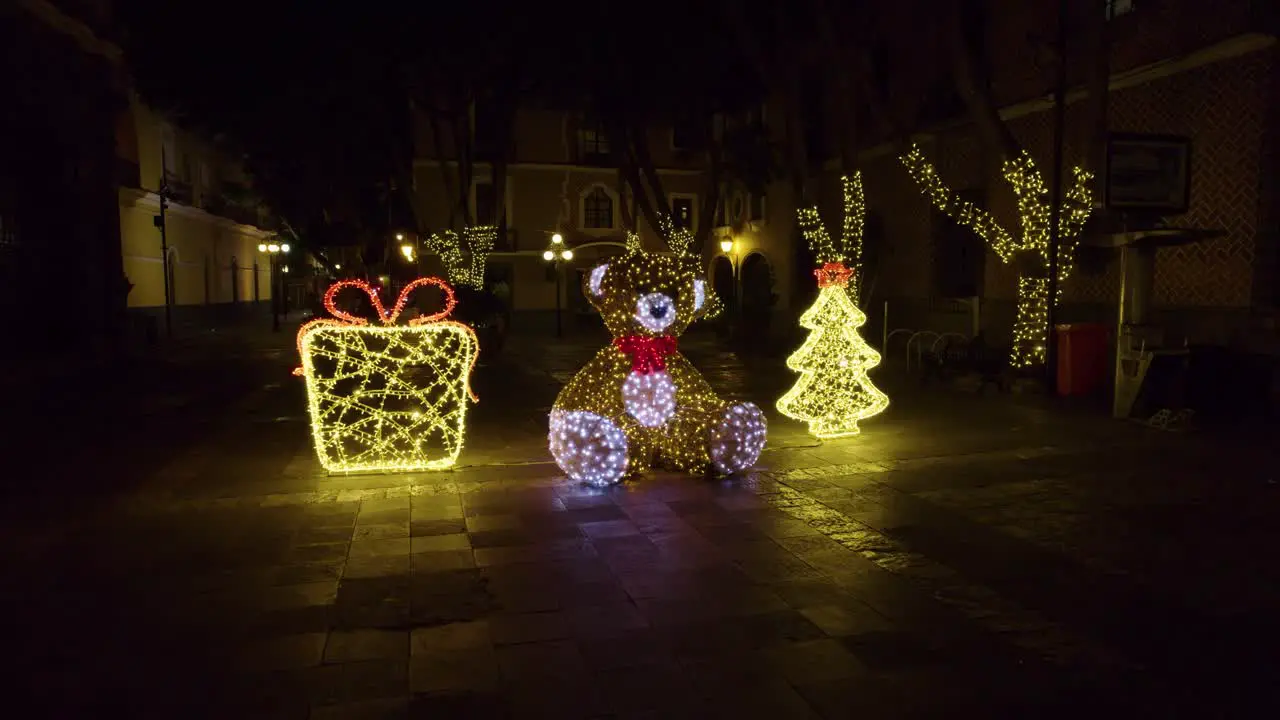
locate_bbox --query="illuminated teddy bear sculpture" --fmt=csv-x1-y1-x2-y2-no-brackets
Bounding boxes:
549,248,767,485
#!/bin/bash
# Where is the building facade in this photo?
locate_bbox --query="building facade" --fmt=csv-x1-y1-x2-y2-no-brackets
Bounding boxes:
833,0,1280,359
410,107,800,336
5,0,130,365
7,0,277,362
117,94,275,331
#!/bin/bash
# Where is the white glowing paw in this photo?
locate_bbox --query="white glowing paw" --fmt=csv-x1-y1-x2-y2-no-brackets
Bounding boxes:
708,402,767,475
549,409,630,486
622,370,677,427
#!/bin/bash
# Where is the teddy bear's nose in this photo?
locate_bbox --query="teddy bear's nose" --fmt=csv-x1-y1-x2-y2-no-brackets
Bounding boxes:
649,304,668,319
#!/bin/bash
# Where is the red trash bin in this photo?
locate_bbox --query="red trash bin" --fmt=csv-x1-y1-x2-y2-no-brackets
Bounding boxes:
1056,323,1109,397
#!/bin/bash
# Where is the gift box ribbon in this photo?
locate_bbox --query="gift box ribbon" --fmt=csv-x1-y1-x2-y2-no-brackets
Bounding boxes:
293,277,479,401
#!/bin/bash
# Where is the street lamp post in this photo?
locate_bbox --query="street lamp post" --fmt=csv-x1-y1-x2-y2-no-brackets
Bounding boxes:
155,151,173,339
719,238,739,341
398,232,418,280
542,233,573,338
258,241,290,332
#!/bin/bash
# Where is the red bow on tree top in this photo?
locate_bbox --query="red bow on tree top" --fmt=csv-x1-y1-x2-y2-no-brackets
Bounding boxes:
615,335,678,374
815,262,854,289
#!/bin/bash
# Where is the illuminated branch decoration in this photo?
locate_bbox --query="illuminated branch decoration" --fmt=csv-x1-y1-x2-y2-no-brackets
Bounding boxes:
295,278,480,474
779,172,889,438
658,214,696,257
549,247,765,485
425,225,496,289
625,230,644,254
797,174,867,296
900,146,1094,367
657,214,724,321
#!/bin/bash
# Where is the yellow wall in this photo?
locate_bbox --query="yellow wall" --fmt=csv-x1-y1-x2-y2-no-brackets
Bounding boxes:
120,93,273,309
120,193,272,308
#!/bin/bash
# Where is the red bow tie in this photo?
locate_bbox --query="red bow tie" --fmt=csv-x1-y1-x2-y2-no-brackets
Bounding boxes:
614,335,678,374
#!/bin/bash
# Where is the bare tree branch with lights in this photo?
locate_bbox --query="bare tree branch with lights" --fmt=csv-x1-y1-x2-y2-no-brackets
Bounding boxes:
892,0,1102,369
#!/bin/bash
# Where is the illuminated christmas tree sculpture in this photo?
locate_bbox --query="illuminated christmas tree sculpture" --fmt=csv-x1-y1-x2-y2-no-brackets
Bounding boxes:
777,173,889,438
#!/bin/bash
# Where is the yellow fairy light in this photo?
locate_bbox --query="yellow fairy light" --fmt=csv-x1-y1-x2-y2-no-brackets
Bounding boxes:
653,217,725,322
625,230,643,254
899,146,1094,367
425,226,495,289
780,172,889,438
295,278,480,474
550,246,766,485
657,216,695,257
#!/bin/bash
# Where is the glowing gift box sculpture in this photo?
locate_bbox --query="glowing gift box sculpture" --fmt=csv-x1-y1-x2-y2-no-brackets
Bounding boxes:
294,277,479,474
548,246,767,486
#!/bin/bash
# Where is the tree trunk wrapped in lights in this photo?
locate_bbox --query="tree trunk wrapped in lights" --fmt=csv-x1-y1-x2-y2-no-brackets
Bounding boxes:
900,146,1094,368
777,174,889,438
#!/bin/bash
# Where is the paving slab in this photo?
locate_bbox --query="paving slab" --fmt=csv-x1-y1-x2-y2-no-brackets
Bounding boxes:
8,332,1280,716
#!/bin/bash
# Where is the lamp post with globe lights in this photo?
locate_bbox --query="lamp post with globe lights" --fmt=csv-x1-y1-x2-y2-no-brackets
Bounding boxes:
258,240,290,331
542,232,573,337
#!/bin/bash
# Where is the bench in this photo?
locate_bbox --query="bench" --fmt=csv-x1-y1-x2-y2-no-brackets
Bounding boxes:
920,335,1011,394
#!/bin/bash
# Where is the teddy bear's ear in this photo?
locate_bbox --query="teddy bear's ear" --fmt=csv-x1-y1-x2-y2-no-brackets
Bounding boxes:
585,262,610,307
693,278,707,314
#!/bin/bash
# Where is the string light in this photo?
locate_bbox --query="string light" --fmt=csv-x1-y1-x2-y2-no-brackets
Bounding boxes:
781,172,889,439
425,226,495,289
655,217,725,322
549,246,766,485
625,230,644,254
657,215,695,257
797,173,867,298
899,146,1094,367
295,277,480,474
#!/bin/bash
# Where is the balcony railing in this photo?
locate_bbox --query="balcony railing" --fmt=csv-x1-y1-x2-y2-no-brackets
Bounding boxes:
198,190,262,227
116,158,140,189
163,172,193,205
222,203,262,227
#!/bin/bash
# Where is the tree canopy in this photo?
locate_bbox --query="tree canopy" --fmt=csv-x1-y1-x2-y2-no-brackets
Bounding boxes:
116,1,769,259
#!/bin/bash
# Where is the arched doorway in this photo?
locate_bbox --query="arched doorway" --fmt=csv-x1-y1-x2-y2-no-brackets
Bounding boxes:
740,252,775,351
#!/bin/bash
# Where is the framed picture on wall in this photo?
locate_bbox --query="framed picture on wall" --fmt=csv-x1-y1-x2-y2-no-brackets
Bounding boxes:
1104,133,1192,214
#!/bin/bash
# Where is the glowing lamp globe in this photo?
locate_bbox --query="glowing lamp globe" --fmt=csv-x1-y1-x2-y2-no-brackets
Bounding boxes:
719,239,734,254
561,249,574,261
542,250,555,261
281,244,290,253
258,243,267,252
551,233,563,244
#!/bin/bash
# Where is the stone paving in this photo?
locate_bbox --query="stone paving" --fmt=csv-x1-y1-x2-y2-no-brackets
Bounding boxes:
6,332,1280,718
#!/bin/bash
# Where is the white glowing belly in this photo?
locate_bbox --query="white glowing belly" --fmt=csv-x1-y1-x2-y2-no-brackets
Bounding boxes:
622,370,677,427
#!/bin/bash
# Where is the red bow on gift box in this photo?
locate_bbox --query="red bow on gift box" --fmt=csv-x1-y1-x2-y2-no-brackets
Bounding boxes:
292,277,479,401
614,335,678,374
814,262,854,289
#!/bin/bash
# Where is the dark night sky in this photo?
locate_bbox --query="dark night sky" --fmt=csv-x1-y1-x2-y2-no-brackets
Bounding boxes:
114,0,757,126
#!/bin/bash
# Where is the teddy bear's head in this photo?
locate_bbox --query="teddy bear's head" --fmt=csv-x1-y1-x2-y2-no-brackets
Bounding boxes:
584,250,707,338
